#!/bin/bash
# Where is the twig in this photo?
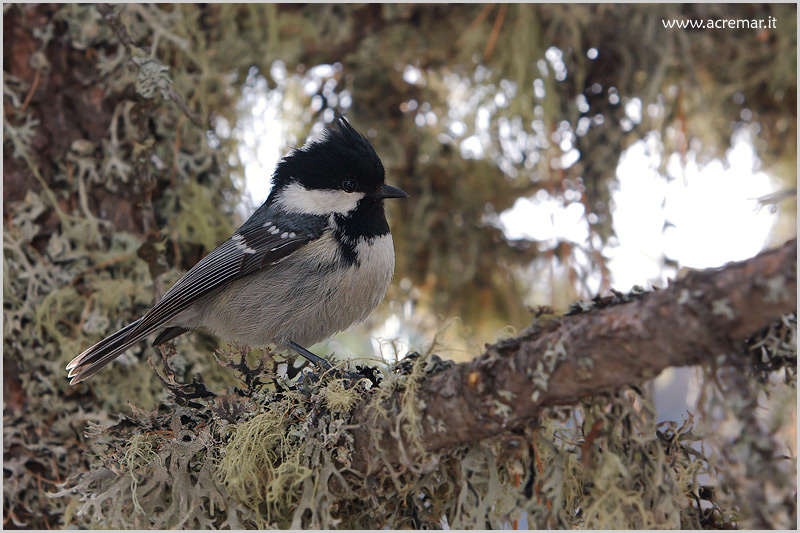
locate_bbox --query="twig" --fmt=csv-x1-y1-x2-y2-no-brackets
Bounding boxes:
468,4,495,32
484,3,508,61
164,85,204,127
20,69,41,112
580,419,605,468
97,3,137,55
96,3,204,127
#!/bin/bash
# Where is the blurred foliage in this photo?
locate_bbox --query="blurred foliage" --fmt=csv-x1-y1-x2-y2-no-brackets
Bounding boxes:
196,3,797,345
2,3,796,529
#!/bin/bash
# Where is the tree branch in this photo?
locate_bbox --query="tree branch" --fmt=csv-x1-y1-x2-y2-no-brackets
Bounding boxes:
352,239,797,471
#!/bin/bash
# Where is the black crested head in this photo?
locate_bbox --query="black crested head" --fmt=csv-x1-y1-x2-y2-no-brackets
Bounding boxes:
272,116,385,193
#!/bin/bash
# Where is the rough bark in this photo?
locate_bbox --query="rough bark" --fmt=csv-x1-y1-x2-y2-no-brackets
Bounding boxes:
3,4,141,231
352,239,797,471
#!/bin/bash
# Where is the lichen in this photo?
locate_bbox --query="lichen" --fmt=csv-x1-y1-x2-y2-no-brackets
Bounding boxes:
711,298,735,320
216,408,312,525
122,433,162,514
52,327,797,528
528,338,568,393
3,5,241,526
321,378,361,412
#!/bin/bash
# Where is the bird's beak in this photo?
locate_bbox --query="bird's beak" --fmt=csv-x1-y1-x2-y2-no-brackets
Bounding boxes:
374,183,409,199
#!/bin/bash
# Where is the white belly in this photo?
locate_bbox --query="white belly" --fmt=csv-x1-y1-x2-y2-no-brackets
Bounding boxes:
174,232,395,348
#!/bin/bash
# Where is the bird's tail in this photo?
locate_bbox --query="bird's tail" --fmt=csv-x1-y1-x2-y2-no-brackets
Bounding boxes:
66,319,148,385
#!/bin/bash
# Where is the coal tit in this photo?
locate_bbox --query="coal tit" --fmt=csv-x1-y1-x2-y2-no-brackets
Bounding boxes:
67,117,408,384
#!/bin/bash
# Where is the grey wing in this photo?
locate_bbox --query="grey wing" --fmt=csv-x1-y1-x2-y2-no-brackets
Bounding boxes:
126,224,317,340
66,221,320,383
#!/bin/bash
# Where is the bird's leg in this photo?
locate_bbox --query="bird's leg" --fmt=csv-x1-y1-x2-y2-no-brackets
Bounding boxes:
286,340,364,387
287,340,333,371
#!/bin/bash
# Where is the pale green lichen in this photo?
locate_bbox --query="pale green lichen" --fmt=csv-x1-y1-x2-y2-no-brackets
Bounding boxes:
528,338,568,392
3,5,241,526
122,433,162,514
765,275,789,304
321,378,361,412
3,115,40,159
75,322,778,528
216,407,312,525
677,288,691,305
497,389,516,401
133,56,173,99
52,333,797,528
711,298,735,320
576,355,595,380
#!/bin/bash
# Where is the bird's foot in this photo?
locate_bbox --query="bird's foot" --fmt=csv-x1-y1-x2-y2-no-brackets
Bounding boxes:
287,340,333,371
286,340,364,389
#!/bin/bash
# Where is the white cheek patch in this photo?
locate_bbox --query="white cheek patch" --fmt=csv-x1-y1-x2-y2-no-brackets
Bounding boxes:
276,182,364,215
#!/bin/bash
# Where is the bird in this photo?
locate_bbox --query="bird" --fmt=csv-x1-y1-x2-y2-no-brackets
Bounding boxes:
67,116,408,385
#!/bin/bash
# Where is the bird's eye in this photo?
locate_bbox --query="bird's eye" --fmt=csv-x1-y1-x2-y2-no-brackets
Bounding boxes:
342,179,357,193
